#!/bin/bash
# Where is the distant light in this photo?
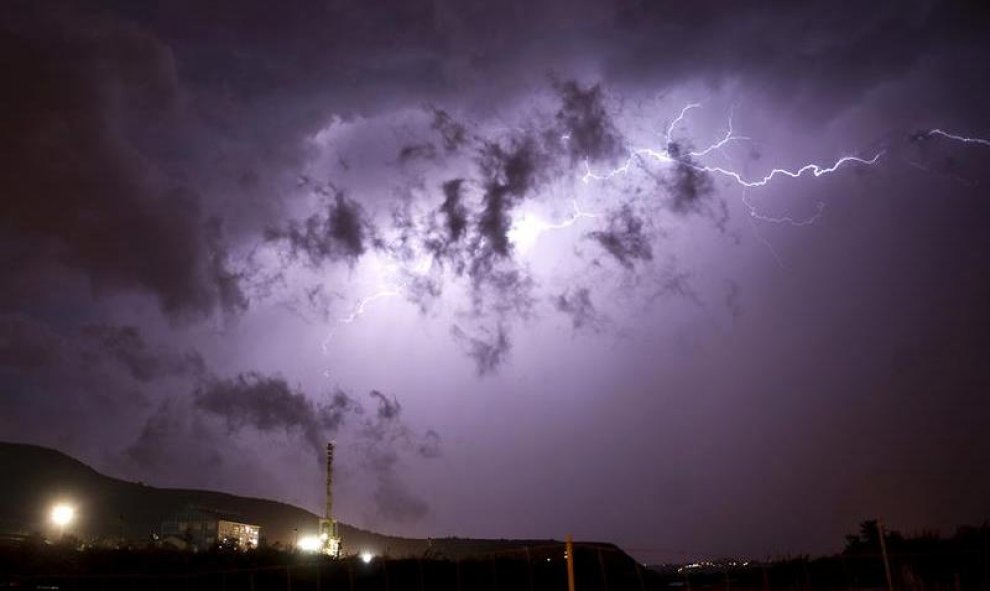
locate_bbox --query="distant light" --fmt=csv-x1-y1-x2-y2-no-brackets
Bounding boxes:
360,551,374,564
51,504,75,527
297,535,322,552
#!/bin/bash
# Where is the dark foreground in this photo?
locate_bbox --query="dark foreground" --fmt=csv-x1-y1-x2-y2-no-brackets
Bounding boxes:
1,541,653,591
4,523,990,591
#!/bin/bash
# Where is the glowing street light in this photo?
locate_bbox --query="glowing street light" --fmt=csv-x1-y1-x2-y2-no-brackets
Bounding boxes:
360,551,374,564
50,504,75,538
297,535,322,552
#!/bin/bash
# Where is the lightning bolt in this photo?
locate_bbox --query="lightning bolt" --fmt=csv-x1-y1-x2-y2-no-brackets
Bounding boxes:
731,125,990,265
739,187,819,270
582,103,883,239
697,153,883,188
901,128,990,186
320,249,431,352
677,104,750,158
319,103,990,349
666,103,702,146
585,103,883,188
741,191,825,226
508,200,601,253
579,103,888,272
338,288,403,324
320,287,404,354
747,215,785,270
925,129,990,148
539,199,601,230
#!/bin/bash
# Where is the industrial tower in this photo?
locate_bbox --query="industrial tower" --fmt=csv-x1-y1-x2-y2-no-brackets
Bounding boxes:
319,442,342,556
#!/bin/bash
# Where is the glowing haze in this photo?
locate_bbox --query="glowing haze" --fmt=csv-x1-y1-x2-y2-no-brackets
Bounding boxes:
2,0,990,563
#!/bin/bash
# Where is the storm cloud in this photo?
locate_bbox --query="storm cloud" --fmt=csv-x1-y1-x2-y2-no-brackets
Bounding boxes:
587,205,653,269
0,3,248,319
553,287,607,332
267,188,371,266
194,373,357,455
553,79,625,164
190,375,441,520
358,390,441,522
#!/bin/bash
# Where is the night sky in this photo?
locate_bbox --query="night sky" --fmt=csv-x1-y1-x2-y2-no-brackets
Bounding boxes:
2,0,990,564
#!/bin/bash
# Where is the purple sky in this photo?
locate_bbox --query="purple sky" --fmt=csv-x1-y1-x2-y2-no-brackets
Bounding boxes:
2,0,990,563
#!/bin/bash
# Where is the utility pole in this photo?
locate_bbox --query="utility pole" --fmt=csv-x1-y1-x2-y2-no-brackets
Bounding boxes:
566,535,576,591
877,520,894,591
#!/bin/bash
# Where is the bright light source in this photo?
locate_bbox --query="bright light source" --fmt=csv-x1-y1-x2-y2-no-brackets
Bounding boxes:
50,504,75,527
507,214,546,254
297,535,322,552
360,551,374,564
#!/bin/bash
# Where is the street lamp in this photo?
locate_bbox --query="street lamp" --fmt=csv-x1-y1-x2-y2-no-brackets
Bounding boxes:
297,535,322,552
50,503,75,539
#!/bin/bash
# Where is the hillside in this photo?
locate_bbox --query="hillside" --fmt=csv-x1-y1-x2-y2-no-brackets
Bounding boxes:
0,442,622,561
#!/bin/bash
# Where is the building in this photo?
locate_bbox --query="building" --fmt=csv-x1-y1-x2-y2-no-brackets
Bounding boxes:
160,507,260,551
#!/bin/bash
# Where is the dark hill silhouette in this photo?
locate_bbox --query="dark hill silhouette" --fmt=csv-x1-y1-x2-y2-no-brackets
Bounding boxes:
0,442,629,562
0,441,322,546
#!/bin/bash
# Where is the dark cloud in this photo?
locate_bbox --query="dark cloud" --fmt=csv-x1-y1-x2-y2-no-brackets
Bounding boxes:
472,269,535,319
552,79,624,163
479,137,545,202
125,398,224,475
0,317,202,385
369,198,422,272
398,142,438,164
369,389,402,421
664,143,716,214
402,272,446,314
194,372,357,455
267,188,371,266
0,318,203,468
553,287,606,332
448,137,545,366
362,389,437,456
439,179,469,244
605,3,990,119
205,218,251,315
372,473,429,523
475,137,546,259
80,324,204,382
451,323,511,376
418,429,442,459
900,130,990,187
725,280,742,319
423,179,470,270
646,262,700,307
189,373,440,521
429,107,468,153
376,202,420,266
0,314,60,372
0,3,247,319
359,389,438,522
111,0,990,129
587,205,653,269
